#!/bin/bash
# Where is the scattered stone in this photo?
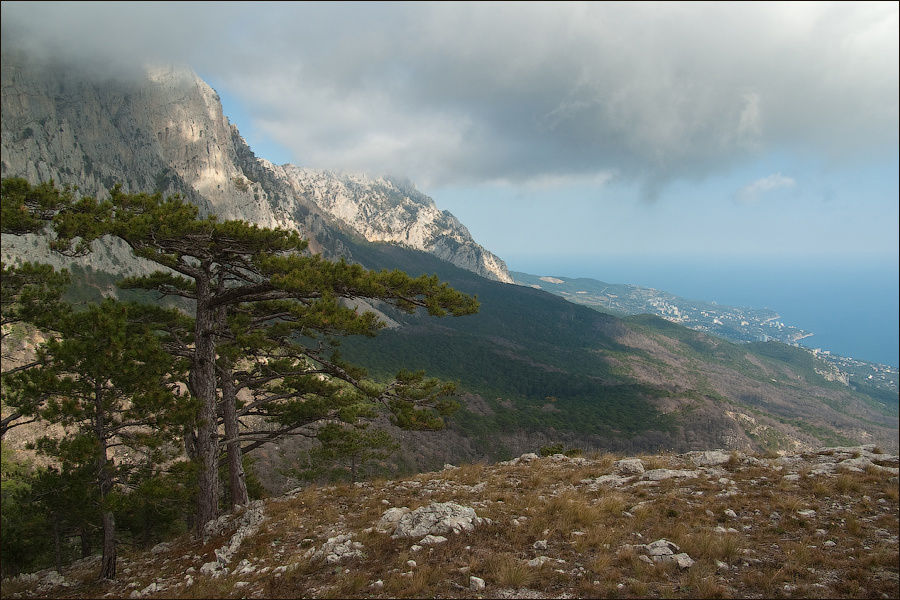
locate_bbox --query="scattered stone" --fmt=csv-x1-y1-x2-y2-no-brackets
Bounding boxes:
797,509,817,518
666,553,695,569
407,560,417,568
615,458,645,474
150,542,171,555
304,534,365,564
372,580,384,589
470,575,486,591
691,450,733,466
824,540,836,547
409,544,423,552
419,534,448,545
647,539,679,553
200,561,223,577
527,556,551,568
234,559,256,575
782,473,801,481
724,509,738,518
533,539,549,550
642,469,701,481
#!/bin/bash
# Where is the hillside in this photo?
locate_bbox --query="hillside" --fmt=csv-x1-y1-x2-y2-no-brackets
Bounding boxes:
2,46,898,488
333,243,899,468
2,446,897,599
511,271,899,396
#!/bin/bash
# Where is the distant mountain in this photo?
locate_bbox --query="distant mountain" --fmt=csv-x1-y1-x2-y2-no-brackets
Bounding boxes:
2,48,897,484
0,50,511,283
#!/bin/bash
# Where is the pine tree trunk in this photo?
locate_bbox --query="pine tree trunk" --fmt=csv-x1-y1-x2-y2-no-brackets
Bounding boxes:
52,518,61,573
96,384,117,580
191,289,220,534
99,511,116,580
80,526,91,559
220,365,249,508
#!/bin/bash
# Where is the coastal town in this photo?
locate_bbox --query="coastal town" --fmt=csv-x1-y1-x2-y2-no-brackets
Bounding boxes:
514,272,899,396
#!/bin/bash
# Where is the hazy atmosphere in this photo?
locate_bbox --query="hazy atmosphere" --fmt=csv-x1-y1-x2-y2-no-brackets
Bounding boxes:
3,1,898,363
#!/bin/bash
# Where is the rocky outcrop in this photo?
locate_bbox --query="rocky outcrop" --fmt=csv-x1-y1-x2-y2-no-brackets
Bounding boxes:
269,166,513,283
377,502,488,539
0,50,512,283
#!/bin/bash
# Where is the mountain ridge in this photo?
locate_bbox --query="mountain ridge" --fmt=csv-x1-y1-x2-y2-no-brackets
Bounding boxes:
0,51,511,282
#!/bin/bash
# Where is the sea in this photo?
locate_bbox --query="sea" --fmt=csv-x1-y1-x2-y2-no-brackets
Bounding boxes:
510,255,900,368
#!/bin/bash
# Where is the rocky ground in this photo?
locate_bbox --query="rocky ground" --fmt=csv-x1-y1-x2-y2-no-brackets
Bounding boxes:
3,445,898,599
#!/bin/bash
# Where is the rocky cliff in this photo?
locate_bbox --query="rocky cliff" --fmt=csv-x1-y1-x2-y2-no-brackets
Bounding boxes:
0,50,512,283
268,165,513,283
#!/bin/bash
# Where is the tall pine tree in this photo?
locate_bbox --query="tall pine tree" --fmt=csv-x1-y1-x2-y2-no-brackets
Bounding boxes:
51,185,479,532
10,299,187,579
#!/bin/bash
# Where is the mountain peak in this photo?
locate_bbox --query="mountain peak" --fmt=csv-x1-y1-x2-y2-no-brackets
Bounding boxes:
0,51,512,283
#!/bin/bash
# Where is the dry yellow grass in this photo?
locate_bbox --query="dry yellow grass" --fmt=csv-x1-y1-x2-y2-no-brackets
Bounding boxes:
4,449,897,600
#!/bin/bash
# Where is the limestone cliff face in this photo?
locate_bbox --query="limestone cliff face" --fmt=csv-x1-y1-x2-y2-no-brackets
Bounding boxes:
0,51,512,283
269,166,514,283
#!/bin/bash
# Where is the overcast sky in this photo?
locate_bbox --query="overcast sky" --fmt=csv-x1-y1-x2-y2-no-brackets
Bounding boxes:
2,1,898,270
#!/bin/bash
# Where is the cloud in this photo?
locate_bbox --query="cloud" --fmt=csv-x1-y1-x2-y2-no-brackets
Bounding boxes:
2,2,897,190
736,173,797,204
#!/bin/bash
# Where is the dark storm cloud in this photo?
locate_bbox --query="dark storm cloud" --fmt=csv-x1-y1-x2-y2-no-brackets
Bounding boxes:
3,2,897,188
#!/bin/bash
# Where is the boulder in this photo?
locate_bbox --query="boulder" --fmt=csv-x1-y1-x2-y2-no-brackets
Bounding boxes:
690,450,733,467
375,507,412,534
391,502,485,539
643,469,701,481
615,458,645,474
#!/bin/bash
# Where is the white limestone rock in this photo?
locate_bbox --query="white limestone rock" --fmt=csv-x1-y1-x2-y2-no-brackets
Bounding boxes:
376,507,412,534
690,450,734,467
391,502,485,539
642,469,701,481
615,458,645,474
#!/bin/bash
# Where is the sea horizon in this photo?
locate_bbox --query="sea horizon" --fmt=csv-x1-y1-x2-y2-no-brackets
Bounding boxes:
508,254,900,368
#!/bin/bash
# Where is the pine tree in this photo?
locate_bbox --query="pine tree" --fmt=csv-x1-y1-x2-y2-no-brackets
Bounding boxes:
10,299,187,579
51,184,479,532
293,422,398,483
1,178,74,436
